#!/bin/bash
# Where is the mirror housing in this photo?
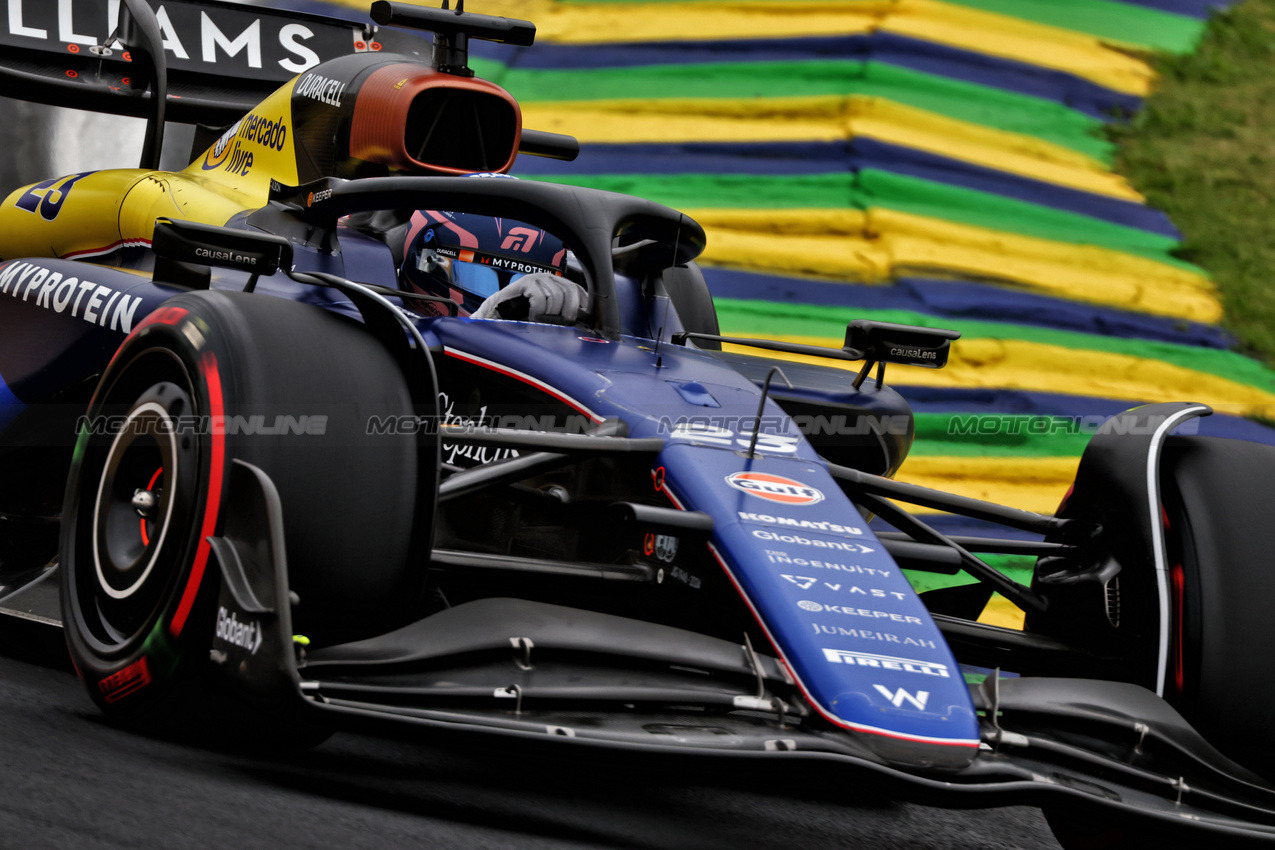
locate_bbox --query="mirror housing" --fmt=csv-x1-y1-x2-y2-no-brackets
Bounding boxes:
152,218,294,276
844,320,960,369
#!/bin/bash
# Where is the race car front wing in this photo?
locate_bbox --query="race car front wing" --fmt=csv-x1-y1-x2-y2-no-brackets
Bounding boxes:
204,453,1275,848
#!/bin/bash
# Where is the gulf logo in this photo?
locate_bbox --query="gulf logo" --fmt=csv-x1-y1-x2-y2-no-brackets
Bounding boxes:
725,472,824,506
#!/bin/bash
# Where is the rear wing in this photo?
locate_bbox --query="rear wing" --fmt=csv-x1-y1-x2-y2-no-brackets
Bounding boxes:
0,0,420,126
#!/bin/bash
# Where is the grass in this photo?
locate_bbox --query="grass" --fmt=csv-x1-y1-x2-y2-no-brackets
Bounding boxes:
1111,0,1275,366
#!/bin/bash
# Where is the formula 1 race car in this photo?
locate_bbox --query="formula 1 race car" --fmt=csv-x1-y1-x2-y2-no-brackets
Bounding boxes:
3,2,1275,847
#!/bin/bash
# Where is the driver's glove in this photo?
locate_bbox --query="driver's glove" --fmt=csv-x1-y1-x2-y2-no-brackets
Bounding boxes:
471,273,589,325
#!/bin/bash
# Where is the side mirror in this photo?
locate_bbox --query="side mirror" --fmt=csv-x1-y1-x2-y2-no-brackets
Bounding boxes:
152,218,294,277
843,320,960,389
844,320,959,368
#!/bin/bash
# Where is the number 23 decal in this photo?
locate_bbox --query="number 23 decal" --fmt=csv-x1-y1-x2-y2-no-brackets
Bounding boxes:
15,171,94,222
668,423,799,454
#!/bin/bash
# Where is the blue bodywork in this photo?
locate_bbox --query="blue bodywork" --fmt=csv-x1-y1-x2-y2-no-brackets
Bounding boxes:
425,319,978,760
0,228,975,765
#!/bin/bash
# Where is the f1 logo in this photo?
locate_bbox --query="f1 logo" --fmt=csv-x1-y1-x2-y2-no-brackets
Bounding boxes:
500,227,540,253
873,684,929,710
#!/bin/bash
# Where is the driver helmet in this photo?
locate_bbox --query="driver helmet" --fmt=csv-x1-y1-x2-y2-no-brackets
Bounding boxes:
400,209,569,317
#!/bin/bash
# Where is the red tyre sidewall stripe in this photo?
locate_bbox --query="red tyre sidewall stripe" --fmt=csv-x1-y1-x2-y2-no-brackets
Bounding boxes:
1171,561,1186,695
168,351,223,637
102,306,190,378
139,467,163,547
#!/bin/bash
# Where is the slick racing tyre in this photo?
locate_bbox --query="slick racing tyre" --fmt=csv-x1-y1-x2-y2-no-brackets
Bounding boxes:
1158,435,1275,778
60,291,419,721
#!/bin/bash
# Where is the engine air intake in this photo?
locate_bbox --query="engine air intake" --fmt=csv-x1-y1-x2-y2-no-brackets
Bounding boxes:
405,88,518,173
349,64,522,176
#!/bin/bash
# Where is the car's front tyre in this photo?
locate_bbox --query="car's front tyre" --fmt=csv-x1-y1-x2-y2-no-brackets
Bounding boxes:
60,291,420,726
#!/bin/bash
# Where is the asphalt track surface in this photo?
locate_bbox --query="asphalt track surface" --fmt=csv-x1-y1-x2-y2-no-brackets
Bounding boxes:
0,638,1064,850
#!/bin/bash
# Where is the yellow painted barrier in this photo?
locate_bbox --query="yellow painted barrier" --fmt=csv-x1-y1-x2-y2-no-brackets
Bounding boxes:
522,96,1142,199
893,454,1079,513
977,594,1027,630
691,208,1221,323
884,0,1155,95
721,337,1275,417
320,0,1156,96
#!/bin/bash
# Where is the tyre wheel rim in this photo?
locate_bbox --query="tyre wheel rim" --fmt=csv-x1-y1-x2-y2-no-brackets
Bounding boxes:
92,398,180,601
74,349,201,651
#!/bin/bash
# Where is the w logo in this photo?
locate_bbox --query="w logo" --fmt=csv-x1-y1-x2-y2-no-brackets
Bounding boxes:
872,685,929,710
500,227,540,253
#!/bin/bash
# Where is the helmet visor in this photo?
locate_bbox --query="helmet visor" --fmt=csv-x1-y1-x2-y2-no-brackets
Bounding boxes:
436,249,557,297
450,262,509,300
